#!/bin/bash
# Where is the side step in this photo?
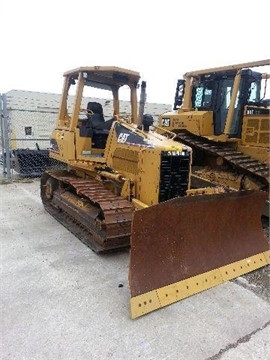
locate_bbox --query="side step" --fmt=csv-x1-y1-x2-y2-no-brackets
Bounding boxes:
129,190,269,318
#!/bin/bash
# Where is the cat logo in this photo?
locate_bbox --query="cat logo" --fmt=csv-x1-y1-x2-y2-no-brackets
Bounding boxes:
162,118,170,127
118,133,130,143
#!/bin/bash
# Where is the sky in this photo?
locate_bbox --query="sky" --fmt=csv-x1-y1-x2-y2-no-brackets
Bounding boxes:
1,0,270,105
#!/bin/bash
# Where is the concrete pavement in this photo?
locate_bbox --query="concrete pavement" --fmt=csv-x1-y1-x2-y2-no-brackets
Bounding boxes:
1,179,269,360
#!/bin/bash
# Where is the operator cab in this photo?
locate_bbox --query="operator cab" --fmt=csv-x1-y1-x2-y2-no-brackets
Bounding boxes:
55,66,141,157
190,69,266,137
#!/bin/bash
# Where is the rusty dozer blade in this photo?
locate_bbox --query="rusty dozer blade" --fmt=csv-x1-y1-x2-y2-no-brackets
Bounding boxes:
129,190,270,319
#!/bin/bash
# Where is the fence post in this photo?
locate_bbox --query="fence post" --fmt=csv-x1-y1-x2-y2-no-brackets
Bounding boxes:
0,94,6,176
1,94,12,180
0,94,4,174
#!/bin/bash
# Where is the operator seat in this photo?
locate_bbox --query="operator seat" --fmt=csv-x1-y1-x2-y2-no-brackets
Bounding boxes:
87,102,105,129
86,101,110,148
87,101,114,131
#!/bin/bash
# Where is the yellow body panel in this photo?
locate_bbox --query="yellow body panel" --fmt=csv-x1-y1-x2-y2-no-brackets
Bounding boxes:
241,115,269,147
161,110,214,136
239,115,270,163
50,129,75,161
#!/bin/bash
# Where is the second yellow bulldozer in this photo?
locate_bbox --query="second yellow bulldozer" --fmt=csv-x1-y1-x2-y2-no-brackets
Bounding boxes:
40,65,269,319
158,59,270,197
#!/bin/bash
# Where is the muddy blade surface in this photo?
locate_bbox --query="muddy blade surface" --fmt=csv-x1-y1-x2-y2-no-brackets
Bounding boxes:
129,190,269,318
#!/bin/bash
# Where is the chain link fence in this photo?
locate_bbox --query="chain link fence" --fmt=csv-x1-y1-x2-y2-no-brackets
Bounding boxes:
0,90,171,182
0,92,61,181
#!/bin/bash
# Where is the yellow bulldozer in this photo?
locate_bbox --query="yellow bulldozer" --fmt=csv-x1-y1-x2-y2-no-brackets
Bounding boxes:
158,60,270,206
40,65,269,319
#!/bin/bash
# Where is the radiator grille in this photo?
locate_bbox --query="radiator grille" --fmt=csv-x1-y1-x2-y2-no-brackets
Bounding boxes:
159,151,190,202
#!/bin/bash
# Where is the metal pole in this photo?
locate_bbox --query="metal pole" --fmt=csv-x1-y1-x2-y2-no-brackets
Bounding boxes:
2,94,11,180
138,81,146,127
0,94,5,175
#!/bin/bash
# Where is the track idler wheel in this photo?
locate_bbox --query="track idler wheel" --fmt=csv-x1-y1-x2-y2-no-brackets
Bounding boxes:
40,172,58,204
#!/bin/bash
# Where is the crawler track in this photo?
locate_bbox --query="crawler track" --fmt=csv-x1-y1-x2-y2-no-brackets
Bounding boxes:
175,131,269,189
41,170,134,253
